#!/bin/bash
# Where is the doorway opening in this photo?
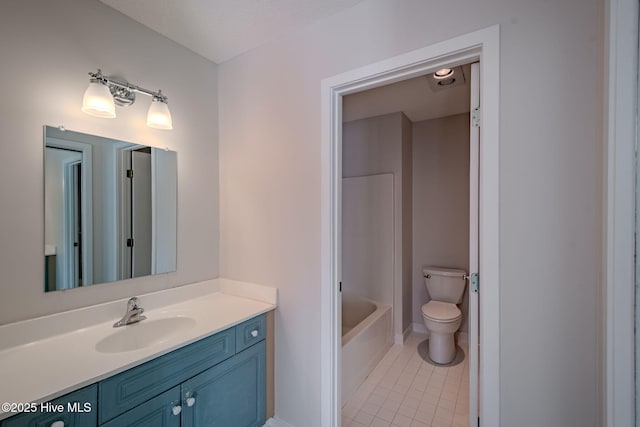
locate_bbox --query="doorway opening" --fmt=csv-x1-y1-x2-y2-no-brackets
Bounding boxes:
320,26,500,427
339,60,477,426
44,137,94,291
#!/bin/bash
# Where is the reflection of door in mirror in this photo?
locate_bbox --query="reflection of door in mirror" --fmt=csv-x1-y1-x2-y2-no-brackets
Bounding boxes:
120,148,153,279
44,142,93,291
69,160,83,287
44,125,177,291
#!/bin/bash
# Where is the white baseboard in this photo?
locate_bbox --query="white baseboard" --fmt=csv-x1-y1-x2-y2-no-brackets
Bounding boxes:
394,324,413,344
263,417,295,427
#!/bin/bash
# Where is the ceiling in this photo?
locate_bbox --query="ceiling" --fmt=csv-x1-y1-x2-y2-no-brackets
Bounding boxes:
100,1,471,122
100,0,367,64
343,64,471,123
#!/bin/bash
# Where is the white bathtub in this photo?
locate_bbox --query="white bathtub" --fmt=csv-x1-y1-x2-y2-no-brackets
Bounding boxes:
341,293,392,406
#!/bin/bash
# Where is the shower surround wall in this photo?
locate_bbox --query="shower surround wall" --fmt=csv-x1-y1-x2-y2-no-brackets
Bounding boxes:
342,174,394,307
412,113,470,337
342,112,413,342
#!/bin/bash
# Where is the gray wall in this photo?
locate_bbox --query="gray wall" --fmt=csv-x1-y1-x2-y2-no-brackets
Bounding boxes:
412,114,470,333
0,0,219,324
343,112,413,338
218,0,604,425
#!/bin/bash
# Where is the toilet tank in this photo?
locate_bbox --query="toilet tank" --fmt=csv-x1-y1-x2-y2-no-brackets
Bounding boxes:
423,266,467,304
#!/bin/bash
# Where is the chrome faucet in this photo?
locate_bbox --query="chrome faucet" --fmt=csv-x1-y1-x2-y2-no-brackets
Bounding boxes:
113,297,147,327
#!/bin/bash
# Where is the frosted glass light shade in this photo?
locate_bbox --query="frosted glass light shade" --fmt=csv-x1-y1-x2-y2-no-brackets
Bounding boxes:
82,81,116,118
147,99,173,130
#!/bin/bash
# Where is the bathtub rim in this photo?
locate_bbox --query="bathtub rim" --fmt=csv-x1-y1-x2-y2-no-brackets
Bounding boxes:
342,297,391,347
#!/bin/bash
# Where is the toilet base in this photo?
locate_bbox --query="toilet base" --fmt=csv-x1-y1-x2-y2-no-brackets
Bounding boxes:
429,332,456,364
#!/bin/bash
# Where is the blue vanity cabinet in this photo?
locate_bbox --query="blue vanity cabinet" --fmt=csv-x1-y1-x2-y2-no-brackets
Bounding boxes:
98,329,236,424
100,387,181,427
1,385,97,427
1,313,269,427
235,314,266,353
181,340,266,427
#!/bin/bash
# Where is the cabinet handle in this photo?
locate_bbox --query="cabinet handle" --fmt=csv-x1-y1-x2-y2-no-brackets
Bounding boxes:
51,422,64,427
251,329,259,337
186,397,196,407
171,405,182,416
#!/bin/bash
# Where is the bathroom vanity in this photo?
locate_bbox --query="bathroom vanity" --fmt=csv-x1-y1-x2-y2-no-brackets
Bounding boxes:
0,127,278,426
0,280,276,427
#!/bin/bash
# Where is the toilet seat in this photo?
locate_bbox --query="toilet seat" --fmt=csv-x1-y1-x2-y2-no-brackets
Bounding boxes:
421,301,461,323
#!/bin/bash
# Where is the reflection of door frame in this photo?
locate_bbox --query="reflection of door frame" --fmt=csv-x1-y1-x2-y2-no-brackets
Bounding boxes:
320,26,500,426
115,144,150,279
45,137,94,287
605,0,637,425
63,159,82,287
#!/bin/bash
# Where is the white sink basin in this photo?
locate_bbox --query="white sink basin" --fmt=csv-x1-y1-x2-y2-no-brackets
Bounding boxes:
95,316,196,353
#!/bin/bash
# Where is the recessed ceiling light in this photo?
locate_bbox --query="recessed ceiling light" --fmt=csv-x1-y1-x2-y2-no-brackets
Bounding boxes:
433,68,454,79
437,78,456,86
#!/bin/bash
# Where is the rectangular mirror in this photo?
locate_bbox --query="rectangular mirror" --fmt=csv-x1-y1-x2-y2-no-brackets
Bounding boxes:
44,126,177,291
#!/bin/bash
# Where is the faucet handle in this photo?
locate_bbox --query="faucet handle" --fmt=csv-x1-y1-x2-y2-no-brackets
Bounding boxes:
127,297,140,311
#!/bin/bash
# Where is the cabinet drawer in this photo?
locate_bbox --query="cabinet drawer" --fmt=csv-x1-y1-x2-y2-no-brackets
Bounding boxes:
99,328,235,424
100,386,180,427
1,385,97,427
235,314,266,353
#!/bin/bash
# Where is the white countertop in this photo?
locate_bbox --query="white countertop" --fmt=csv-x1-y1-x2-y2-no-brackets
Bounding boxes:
0,278,277,421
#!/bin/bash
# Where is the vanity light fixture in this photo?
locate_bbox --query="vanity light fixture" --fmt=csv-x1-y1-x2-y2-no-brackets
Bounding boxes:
82,69,173,130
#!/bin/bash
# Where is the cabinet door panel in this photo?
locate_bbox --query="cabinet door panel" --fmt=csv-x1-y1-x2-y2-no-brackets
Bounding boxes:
182,341,266,427
100,386,180,427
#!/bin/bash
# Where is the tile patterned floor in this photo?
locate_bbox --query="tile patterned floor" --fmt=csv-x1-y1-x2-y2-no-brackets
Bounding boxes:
342,333,469,427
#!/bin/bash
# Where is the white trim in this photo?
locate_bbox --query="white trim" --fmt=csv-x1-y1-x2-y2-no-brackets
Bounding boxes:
468,61,481,427
151,149,158,274
263,417,295,427
394,324,413,345
63,159,81,288
605,0,638,426
321,25,500,427
45,137,94,288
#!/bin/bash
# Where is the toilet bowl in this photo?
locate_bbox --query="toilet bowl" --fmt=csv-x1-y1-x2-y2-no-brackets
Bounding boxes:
421,301,462,364
422,266,467,364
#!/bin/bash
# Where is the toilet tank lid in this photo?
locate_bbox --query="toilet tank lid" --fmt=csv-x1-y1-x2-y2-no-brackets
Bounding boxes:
423,266,467,277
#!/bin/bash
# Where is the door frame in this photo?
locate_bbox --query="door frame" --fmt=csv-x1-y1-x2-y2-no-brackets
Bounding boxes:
320,25,500,426
45,137,94,288
605,0,638,425
63,159,82,287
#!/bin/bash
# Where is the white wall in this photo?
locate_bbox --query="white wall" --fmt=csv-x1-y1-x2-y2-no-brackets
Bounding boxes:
342,112,412,338
218,0,603,426
342,174,394,307
0,0,219,324
412,114,470,333
152,149,178,275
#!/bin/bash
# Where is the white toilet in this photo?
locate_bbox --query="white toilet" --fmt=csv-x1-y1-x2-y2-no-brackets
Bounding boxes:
421,266,467,364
